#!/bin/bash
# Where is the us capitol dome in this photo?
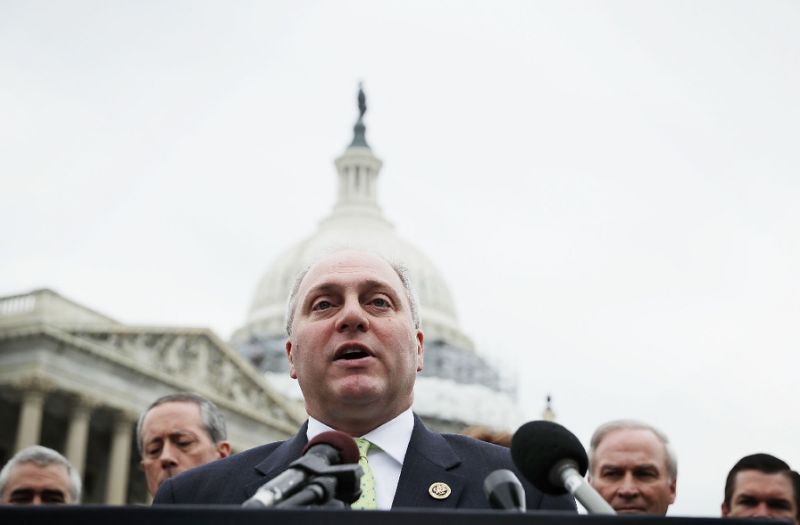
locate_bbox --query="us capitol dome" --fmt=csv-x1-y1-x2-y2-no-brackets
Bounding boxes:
231,88,520,431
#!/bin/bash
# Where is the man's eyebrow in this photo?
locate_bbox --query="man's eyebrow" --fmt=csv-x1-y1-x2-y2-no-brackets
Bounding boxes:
169,430,198,438
303,280,399,300
359,279,399,293
302,283,340,301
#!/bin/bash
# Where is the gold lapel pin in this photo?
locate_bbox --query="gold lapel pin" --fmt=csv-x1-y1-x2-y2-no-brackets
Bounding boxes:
428,482,451,500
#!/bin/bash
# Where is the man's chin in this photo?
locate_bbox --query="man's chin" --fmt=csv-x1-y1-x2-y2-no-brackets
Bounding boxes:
332,377,384,400
614,508,647,514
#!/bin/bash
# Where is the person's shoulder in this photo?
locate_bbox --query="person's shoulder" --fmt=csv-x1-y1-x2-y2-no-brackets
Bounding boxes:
153,440,287,504
198,441,285,474
409,417,513,466
440,432,513,459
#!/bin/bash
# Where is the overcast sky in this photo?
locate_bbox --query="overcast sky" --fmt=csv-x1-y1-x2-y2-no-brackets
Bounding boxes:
2,0,799,516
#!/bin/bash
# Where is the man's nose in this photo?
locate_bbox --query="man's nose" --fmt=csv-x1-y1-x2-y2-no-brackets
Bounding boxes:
617,474,640,497
335,299,369,332
750,502,772,517
159,442,179,467
31,494,43,505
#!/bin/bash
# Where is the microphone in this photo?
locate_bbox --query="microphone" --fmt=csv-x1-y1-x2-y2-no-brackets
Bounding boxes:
511,420,615,515
243,430,361,508
483,469,526,511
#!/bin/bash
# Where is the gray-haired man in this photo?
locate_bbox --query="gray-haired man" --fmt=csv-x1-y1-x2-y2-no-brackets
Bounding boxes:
137,393,231,496
0,445,81,504
587,419,677,515
153,250,576,511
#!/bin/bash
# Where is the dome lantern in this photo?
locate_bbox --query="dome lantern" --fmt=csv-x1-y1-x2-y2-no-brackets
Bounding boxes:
230,86,520,431
331,84,384,221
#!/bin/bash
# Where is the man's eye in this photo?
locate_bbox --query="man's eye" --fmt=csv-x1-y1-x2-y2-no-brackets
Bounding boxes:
9,490,34,503
370,297,390,308
768,500,792,510
312,300,334,311
41,491,66,503
146,446,162,457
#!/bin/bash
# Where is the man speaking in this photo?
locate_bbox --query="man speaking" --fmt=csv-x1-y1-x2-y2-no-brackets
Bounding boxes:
154,250,574,511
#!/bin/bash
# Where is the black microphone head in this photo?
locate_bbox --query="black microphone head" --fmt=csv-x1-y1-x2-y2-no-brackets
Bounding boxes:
483,469,526,512
303,431,360,465
510,420,589,495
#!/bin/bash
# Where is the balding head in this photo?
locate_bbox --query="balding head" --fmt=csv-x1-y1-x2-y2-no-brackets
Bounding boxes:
587,420,676,515
284,249,424,436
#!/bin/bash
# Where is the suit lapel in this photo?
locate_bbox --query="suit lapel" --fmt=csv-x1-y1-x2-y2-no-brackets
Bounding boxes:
392,415,465,509
242,422,309,500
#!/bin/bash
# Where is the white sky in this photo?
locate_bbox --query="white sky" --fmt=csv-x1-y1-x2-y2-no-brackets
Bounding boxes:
2,0,799,517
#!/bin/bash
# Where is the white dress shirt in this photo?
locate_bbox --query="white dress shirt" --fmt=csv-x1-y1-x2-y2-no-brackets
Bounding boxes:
306,408,414,510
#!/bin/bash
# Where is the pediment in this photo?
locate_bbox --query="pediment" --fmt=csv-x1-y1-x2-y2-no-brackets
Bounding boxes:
0,320,304,434
66,325,304,431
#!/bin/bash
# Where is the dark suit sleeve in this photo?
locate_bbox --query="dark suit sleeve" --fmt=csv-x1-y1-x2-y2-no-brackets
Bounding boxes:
152,478,175,504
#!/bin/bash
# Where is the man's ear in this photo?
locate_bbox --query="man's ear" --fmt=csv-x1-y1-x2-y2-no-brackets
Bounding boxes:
286,340,297,379
217,441,232,459
721,502,730,517
415,330,424,372
668,478,677,504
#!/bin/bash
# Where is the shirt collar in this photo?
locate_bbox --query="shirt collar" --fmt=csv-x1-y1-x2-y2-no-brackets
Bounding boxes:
306,407,414,466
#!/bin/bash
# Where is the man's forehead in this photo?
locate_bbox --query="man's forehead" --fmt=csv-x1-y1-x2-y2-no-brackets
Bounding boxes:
596,429,668,465
734,470,796,496
9,462,70,484
143,401,203,433
298,252,402,295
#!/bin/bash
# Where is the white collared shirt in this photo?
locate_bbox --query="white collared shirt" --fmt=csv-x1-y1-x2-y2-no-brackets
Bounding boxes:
307,408,414,510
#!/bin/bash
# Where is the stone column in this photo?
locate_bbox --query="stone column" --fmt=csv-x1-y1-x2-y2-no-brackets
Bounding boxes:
15,390,46,451
105,412,135,505
65,397,95,475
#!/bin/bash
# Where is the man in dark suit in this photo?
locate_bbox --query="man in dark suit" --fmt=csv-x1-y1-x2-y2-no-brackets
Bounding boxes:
154,250,575,511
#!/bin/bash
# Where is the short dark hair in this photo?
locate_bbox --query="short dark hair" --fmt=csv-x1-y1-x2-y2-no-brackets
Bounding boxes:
723,453,796,508
136,393,227,456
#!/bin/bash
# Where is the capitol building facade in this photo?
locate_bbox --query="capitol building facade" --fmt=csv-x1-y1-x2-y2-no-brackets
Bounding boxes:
0,90,520,504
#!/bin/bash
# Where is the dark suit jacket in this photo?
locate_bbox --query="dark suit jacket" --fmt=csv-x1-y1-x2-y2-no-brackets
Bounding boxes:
154,415,576,511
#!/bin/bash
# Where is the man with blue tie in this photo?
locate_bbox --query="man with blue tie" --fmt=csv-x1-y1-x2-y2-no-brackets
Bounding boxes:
154,249,575,511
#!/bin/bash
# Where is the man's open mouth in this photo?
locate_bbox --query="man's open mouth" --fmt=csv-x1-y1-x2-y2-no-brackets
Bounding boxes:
334,345,373,360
